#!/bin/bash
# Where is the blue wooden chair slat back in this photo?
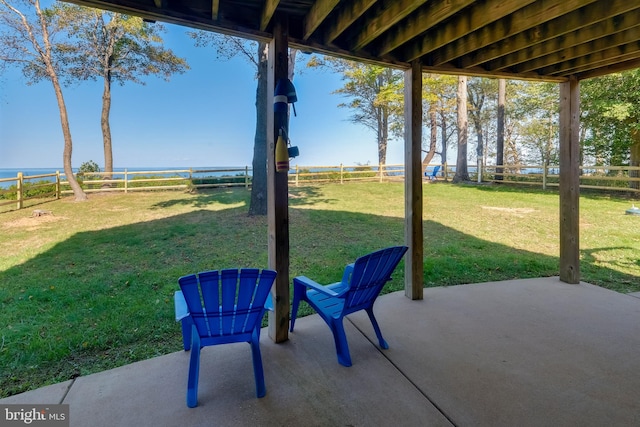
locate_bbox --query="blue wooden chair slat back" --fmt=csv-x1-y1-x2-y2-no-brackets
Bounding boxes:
179,269,276,337
345,246,407,310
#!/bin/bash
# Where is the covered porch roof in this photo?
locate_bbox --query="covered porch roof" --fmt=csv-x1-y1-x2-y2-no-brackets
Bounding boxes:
63,0,640,81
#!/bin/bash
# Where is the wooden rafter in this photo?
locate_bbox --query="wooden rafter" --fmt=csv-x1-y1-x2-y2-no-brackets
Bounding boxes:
402,0,537,62
477,1,640,70
260,0,279,32
323,0,376,43
376,0,474,56
544,42,640,76
430,0,598,66
517,27,640,74
349,0,428,52
303,0,341,40
211,0,219,20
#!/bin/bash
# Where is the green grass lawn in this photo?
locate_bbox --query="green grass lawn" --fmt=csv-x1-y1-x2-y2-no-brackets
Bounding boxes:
1,182,638,397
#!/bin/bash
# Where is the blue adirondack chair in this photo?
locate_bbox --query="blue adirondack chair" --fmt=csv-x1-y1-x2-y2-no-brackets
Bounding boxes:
290,246,408,367
175,268,277,408
428,165,441,180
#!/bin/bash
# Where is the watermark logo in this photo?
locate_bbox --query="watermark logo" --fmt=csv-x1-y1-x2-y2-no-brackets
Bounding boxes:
1,405,68,427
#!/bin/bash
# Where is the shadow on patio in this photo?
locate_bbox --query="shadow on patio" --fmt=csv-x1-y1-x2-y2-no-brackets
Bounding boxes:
3,277,639,426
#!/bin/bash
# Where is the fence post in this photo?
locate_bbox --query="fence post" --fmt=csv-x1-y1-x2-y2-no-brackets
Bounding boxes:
16,172,23,210
124,169,128,193
295,165,299,187
245,166,249,189
542,164,547,190
56,171,60,199
340,164,344,184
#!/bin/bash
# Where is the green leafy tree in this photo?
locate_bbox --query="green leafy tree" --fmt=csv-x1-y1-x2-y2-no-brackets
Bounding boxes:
581,70,640,188
309,57,403,165
468,77,498,180
0,0,87,200
54,4,189,180
422,74,457,172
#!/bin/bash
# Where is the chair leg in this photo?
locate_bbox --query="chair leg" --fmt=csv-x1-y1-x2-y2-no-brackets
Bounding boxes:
331,318,352,367
181,317,193,351
366,307,389,349
250,330,266,398
186,326,201,408
290,280,304,332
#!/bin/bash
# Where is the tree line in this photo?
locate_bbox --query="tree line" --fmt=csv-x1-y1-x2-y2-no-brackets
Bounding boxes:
2,0,638,209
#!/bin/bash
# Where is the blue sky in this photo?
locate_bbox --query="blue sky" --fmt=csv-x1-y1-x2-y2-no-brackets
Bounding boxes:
0,18,407,170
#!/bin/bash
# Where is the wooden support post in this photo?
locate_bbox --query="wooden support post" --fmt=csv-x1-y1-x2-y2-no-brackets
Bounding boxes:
559,76,580,284
267,16,290,342
404,61,424,300
16,172,23,210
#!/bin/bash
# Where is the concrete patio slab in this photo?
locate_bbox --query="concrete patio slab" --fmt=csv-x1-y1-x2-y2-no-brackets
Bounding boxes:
3,277,639,426
349,277,640,427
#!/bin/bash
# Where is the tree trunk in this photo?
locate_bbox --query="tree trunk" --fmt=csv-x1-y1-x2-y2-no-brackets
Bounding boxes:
496,79,505,181
52,73,87,201
249,41,269,216
101,73,113,182
422,104,437,174
378,108,388,165
454,76,469,183
440,110,448,168
630,128,640,190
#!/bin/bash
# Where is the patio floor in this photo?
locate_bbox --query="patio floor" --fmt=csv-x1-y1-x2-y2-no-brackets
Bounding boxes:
3,277,640,426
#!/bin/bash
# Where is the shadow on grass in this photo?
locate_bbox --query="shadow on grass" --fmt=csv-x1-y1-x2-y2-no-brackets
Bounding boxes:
148,186,332,210
1,203,637,398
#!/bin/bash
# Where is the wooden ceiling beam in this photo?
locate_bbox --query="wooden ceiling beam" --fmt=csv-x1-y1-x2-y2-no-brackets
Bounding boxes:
516,26,640,74
211,0,219,20
349,0,429,52
541,41,640,76
402,0,537,62
376,0,473,56
430,0,597,66
303,0,341,40
323,0,376,43
578,58,640,80
260,0,280,32
479,2,640,71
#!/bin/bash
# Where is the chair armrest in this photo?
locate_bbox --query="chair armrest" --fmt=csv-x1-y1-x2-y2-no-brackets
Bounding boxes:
294,276,348,297
174,290,190,321
341,263,355,285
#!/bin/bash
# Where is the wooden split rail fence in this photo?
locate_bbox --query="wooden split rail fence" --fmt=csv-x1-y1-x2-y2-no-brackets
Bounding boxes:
1,164,638,213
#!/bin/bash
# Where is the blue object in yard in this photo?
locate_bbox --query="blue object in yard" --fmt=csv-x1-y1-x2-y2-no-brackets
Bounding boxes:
427,165,441,180
625,205,640,216
175,268,277,408
290,246,408,367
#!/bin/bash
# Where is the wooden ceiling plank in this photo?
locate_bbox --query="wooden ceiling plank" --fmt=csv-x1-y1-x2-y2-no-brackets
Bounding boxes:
211,0,219,21
515,25,640,73
350,0,429,52
472,0,640,70
323,0,377,43
403,0,537,62
578,58,640,80
303,0,341,40
431,0,598,66
541,41,640,76
260,0,280,32
376,0,474,56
